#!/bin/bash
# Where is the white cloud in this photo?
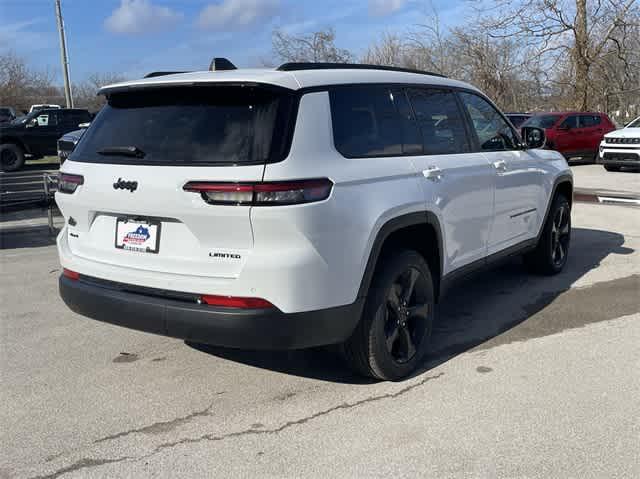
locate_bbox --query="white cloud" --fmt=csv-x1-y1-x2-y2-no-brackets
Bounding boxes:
197,0,281,31
105,0,183,35
369,0,406,16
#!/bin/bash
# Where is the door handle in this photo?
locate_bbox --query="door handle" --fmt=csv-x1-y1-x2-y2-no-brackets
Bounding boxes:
422,166,443,181
493,160,507,172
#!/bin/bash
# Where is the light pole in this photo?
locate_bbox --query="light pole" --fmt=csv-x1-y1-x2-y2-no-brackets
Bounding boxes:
54,0,73,107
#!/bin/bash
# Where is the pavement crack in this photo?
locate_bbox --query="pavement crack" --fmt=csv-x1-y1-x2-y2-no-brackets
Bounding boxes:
152,372,444,454
93,401,215,444
30,456,132,479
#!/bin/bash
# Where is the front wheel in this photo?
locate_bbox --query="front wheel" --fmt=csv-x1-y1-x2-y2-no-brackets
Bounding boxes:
0,144,25,172
524,194,571,275
343,250,434,381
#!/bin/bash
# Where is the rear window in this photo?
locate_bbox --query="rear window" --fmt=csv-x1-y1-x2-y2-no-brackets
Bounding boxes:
71,85,296,166
522,115,561,129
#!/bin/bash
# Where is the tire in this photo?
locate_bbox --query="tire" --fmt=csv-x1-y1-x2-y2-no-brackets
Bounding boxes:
604,165,621,172
343,250,435,381
0,144,25,172
524,194,571,275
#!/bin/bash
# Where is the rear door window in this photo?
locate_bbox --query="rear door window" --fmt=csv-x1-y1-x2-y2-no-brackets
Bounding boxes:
579,115,601,127
407,88,470,155
71,86,296,166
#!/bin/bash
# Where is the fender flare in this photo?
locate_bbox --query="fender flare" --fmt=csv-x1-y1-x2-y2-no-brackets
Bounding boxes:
356,211,444,300
536,173,573,242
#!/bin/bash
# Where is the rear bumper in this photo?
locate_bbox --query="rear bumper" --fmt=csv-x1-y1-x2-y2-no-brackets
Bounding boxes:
59,275,363,350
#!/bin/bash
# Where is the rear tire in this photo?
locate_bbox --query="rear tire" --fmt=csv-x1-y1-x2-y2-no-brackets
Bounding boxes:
0,144,25,172
524,194,571,275
604,165,621,172
343,250,434,381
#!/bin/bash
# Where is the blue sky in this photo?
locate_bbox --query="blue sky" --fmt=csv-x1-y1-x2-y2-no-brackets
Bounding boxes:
0,0,469,83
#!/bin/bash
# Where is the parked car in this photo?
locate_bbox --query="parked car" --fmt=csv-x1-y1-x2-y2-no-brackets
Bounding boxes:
0,108,92,171
29,104,61,113
505,112,532,128
57,125,89,164
0,107,17,124
521,111,616,162
598,116,640,171
56,61,572,380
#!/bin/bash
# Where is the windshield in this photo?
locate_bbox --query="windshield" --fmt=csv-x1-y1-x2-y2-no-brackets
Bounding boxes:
522,114,562,129
627,117,640,128
72,85,296,166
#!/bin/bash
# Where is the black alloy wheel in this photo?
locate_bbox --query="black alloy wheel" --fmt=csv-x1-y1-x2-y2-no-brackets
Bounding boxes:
383,267,430,364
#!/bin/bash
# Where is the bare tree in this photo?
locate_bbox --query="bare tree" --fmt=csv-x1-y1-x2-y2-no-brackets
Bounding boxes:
0,52,60,113
73,72,126,112
478,0,640,110
362,33,408,66
272,28,354,63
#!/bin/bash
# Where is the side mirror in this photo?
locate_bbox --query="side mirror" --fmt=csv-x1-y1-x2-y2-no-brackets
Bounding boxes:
25,119,37,128
521,126,546,149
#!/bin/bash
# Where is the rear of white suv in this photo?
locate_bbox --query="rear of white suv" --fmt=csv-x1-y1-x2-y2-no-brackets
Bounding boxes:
57,64,572,380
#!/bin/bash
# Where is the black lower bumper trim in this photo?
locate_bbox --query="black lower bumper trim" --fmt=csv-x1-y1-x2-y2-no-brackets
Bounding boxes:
59,275,363,350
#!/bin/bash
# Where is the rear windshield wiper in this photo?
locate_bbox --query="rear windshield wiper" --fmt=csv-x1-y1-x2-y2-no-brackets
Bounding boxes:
97,146,146,158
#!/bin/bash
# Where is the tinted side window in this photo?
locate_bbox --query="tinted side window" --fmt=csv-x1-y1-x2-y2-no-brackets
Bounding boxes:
560,115,578,129
580,115,601,127
330,86,408,158
406,88,470,155
458,92,518,151
390,89,423,155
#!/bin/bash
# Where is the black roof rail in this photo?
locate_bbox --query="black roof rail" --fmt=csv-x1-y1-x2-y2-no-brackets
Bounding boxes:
144,71,190,78
276,62,447,78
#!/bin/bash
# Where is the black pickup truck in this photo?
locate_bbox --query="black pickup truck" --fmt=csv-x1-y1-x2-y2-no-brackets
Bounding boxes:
0,108,91,171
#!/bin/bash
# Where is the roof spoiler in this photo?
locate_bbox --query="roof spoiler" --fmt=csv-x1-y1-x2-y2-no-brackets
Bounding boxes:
209,58,237,71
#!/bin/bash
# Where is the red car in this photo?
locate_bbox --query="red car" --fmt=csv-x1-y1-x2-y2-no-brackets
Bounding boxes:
522,112,616,162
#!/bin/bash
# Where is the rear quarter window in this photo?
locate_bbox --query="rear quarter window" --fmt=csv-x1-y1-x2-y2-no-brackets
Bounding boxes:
329,86,416,158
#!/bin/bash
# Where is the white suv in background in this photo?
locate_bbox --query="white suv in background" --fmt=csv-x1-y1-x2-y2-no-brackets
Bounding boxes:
56,61,573,380
599,116,640,171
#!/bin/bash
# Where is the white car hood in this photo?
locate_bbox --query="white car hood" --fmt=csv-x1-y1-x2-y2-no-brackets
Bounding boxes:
605,128,640,139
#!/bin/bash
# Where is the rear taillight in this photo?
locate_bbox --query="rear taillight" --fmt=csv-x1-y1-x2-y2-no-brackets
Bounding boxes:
183,179,333,206
58,173,84,194
199,294,274,309
63,268,80,280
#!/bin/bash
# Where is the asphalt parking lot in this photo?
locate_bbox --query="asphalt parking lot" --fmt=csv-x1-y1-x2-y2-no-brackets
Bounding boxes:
1,165,639,479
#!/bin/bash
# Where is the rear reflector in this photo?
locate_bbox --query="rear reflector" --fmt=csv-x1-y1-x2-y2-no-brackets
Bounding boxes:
63,268,80,280
183,179,333,206
58,174,84,194
200,294,274,309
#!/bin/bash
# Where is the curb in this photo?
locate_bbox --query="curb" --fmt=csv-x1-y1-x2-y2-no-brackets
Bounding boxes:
574,188,640,206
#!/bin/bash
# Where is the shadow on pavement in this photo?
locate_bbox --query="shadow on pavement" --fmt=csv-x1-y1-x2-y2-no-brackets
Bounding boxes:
188,227,633,383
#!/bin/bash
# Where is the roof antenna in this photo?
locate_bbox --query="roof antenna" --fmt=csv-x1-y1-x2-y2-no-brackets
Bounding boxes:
209,58,237,71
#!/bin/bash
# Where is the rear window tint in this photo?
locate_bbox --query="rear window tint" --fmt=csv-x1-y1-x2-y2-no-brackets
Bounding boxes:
71,86,295,166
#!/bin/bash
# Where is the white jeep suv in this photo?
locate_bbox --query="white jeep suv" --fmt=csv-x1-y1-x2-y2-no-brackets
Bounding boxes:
598,116,640,171
56,61,573,380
